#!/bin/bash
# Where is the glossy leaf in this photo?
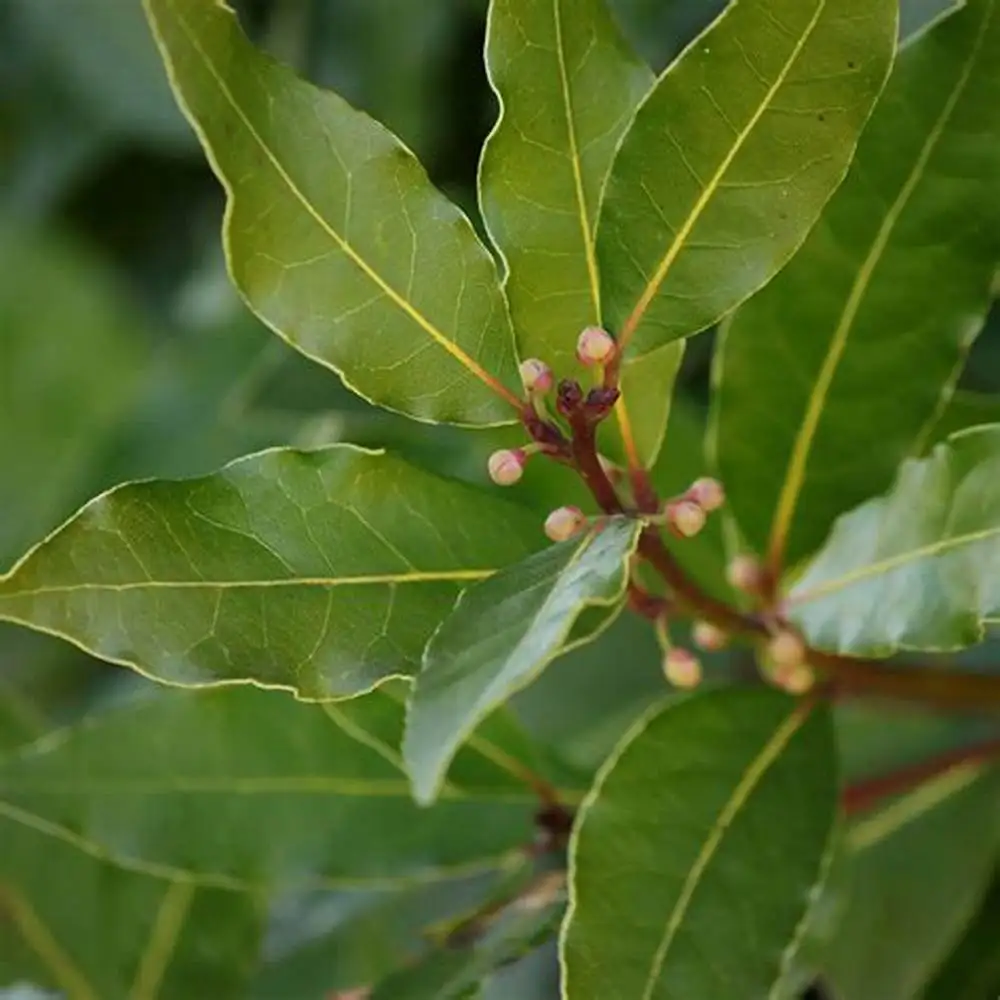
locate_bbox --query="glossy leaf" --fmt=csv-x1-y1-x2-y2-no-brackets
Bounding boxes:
561,689,838,999
923,866,1000,1000
252,870,506,999
0,821,260,1000
923,389,1000,451
597,0,896,357
405,519,640,805
788,425,1000,655
0,446,544,698
714,0,1000,569
369,874,564,999
478,0,681,466
0,685,561,888
144,0,520,426
822,765,1000,1000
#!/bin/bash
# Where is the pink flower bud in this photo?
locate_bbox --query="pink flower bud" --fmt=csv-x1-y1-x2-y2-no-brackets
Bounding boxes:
663,647,702,689
519,358,554,394
576,326,616,366
726,554,764,593
688,477,725,512
768,629,806,671
488,448,526,486
668,500,706,538
692,620,728,651
775,663,815,695
544,506,587,542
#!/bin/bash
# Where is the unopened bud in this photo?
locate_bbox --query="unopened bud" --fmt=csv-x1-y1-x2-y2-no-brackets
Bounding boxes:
519,358,554,394
768,629,807,671
488,448,526,486
663,647,702,689
576,326,616,366
775,663,815,695
726,554,764,593
544,506,587,542
692,620,728,651
688,477,725,512
668,500,706,538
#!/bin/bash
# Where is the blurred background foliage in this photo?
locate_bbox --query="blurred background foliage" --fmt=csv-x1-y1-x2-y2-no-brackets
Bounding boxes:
2,1,999,997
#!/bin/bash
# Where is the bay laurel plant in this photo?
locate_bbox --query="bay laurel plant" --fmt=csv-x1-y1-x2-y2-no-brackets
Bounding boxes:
3,0,1000,997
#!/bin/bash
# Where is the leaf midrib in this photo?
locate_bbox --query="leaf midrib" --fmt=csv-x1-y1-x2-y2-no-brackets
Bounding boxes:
0,569,494,599
790,522,1000,605
618,0,828,350
640,704,810,999
553,0,601,321
161,0,510,400
767,3,992,567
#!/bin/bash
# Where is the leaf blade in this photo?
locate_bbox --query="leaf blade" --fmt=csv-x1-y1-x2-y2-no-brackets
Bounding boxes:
478,0,680,465
404,519,640,805
561,689,838,1000
714,0,1000,569
600,0,898,357
0,686,561,889
144,0,519,425
789,425,1000,654
0,446,544,698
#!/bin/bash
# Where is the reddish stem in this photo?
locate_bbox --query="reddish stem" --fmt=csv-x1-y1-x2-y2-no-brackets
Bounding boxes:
842,737,1000,816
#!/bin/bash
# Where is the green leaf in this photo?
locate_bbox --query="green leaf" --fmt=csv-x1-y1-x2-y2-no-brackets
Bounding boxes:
478,0,681,466
252,870,507,999
369,873,564,999
0,446,544,698
923,866,1000,1000
788,425,1000,655
821,765,1000,1000
923,389,1000,452
1,823,260,1000
0,685,562,889
596,0,897,358
511,610,666,774
713,0,1000,570
144,0,520,426
405,519,640,805
561,689,838,999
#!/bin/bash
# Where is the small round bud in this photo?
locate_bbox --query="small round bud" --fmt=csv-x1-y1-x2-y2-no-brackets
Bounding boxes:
576,326,616,366
688,477,725,512
768,629,807,671
544,506,587,542
776,663,815,695
488,448,526,486
726,554,764,593
669,500,707,538
692,620,729,651
519,358,554,394
663,647,702,689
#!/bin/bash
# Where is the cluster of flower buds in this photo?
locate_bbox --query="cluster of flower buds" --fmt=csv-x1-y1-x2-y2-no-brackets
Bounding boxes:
662,646,702,689
762,628,814,694
487,447,530,486
725,554,765,595
691,620,729,651
543,505,588,542
519,358,554,395
576,326,617,367
662,476,726,538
